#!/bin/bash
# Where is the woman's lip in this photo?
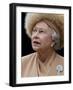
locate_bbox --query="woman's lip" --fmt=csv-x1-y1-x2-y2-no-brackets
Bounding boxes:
33,41,40,44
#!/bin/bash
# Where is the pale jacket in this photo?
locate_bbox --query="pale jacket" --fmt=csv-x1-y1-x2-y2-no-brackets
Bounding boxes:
21,52,64,77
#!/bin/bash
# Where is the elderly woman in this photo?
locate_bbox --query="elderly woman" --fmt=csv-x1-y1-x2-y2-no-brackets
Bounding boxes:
21,13,64,77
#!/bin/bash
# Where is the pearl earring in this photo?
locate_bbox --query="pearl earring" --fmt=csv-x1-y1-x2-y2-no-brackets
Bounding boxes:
51,42,55,47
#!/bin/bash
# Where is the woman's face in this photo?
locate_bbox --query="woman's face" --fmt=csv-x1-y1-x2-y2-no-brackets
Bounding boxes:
31,21,53,51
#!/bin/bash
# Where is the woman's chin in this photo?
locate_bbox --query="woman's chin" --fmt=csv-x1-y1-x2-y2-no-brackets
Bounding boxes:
32,46,40,51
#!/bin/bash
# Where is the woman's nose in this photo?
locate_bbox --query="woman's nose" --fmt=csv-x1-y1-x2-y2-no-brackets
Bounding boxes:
32,31,39,39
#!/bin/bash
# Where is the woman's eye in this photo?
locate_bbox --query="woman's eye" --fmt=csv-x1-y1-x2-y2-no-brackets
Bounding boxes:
32,29,37,33
32,29,45,34
39,30,44,33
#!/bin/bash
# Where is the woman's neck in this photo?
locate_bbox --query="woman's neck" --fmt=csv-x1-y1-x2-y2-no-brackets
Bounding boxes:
37,47,54,63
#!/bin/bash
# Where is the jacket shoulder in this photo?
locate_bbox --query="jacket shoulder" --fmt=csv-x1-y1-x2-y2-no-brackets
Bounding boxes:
56,54,64,60
21,52,36,77
55,53,64,65
21,52,36,64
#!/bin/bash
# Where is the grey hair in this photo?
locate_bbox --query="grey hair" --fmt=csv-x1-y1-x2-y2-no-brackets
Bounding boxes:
51,29,60,50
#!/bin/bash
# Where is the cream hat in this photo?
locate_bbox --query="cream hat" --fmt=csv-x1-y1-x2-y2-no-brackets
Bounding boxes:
24,13,64,48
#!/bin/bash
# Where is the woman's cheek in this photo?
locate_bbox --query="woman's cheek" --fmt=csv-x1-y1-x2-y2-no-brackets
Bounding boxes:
43,36,52,46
